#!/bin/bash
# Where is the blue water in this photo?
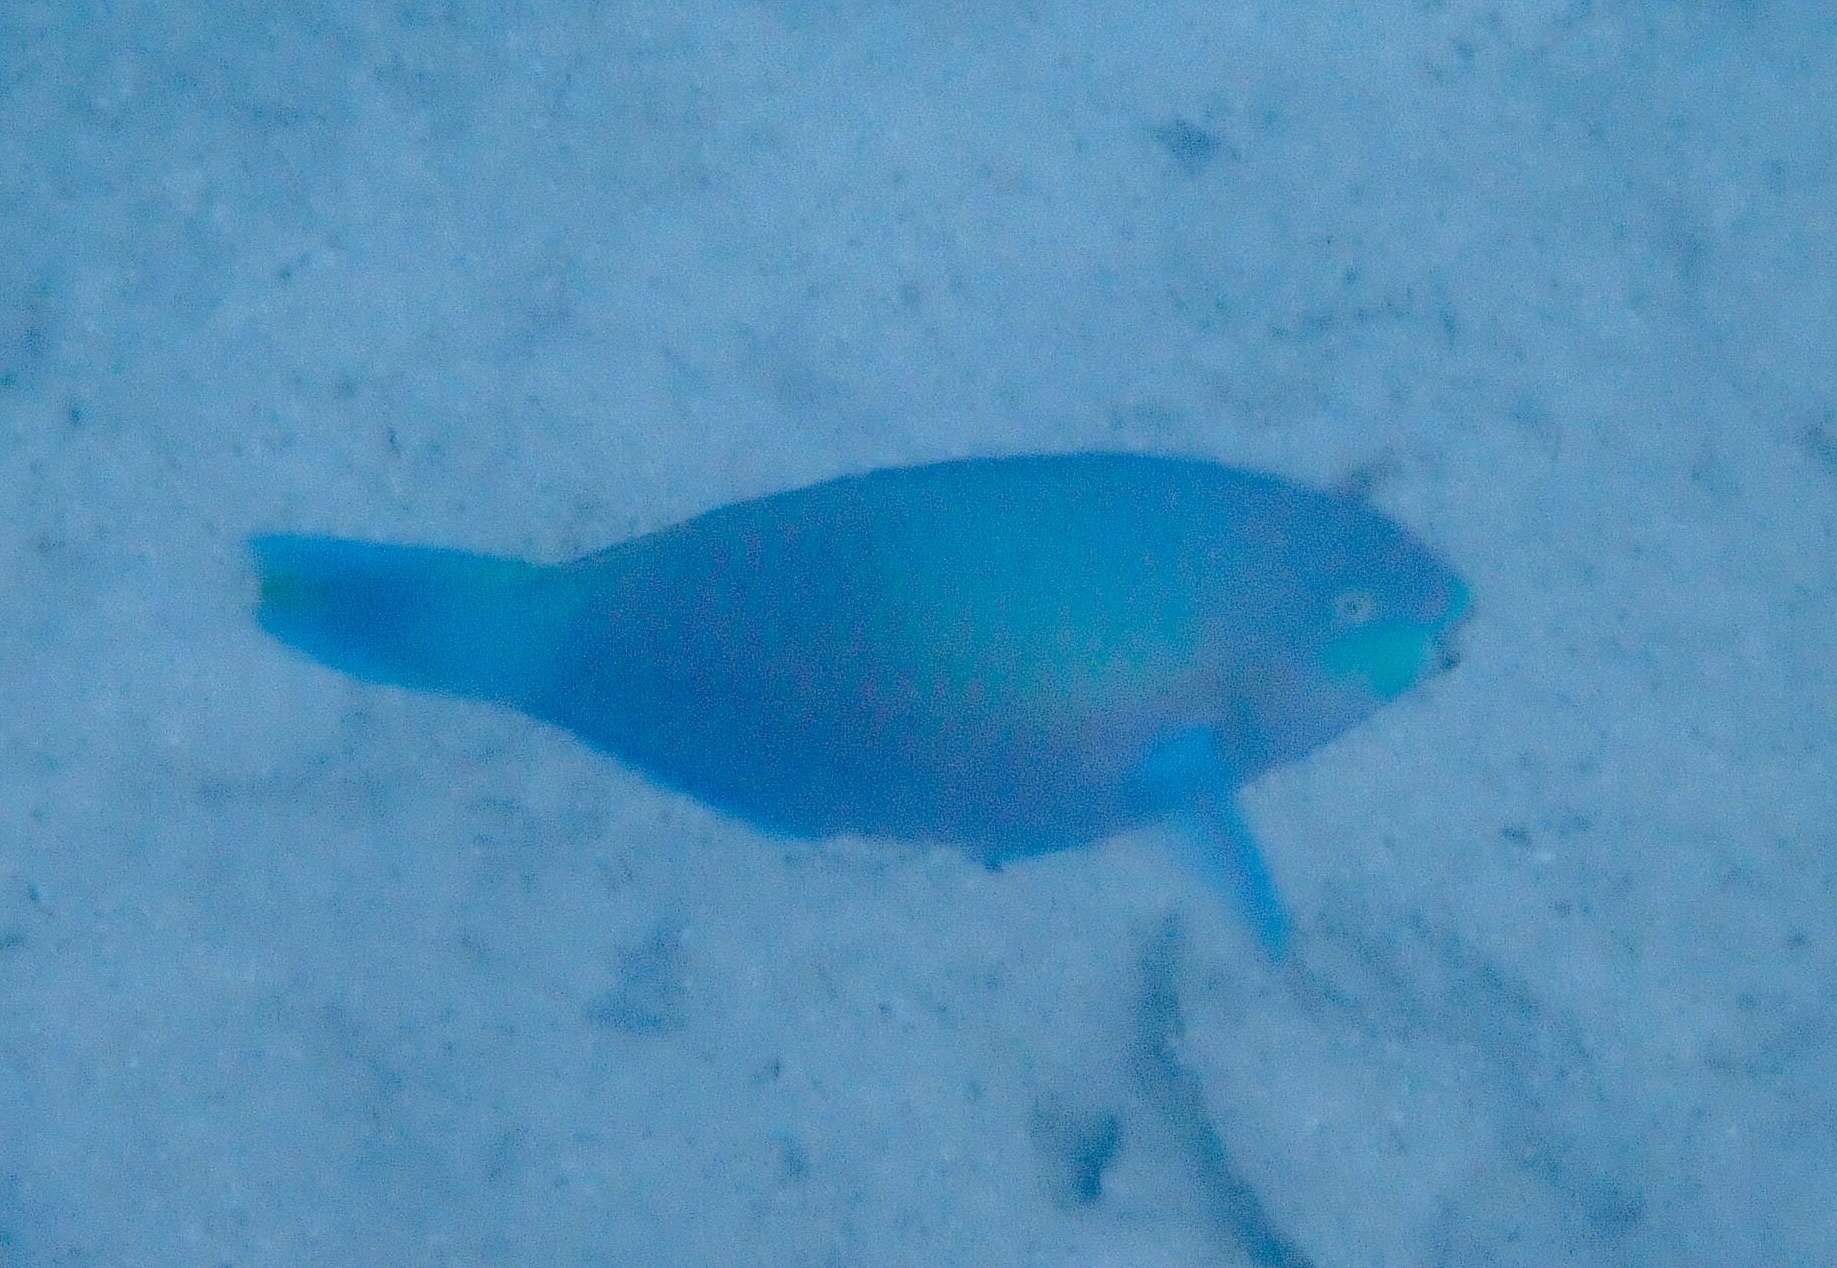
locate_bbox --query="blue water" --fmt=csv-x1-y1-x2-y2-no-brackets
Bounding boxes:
4,5,1833,1265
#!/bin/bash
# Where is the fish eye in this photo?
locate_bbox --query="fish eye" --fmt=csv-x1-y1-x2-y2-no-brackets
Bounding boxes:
1332,588,1378,625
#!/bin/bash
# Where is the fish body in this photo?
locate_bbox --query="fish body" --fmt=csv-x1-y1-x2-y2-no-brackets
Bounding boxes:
254,453,1469,956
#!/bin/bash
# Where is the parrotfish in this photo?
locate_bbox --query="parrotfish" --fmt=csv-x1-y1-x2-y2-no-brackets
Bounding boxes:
252,452,1468,958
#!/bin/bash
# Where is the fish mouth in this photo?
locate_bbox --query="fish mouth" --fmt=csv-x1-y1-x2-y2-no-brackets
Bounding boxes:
1432,626,1464,673
1432,577,1472,672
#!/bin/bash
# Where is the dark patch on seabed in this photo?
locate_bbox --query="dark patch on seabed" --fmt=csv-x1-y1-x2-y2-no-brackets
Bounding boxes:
1133,918,1317,1268
1800,416,1837,476
1297,899,1649,1249
1126,901,1653,1264
585,920,686,1034
1154,117,1232,175
1031,1098,1123,1207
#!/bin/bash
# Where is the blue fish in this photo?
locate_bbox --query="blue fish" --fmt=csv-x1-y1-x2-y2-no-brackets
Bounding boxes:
252,452,1469,958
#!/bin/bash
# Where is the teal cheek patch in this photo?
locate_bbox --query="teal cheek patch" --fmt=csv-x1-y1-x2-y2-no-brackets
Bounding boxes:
1319,620,1439,700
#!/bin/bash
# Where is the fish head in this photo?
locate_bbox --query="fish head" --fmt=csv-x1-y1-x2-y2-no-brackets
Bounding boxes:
1219,484,1470,767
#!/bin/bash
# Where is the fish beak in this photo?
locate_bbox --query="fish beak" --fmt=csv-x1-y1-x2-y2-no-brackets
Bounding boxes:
1430,576,1470,672
1433,630,1463,672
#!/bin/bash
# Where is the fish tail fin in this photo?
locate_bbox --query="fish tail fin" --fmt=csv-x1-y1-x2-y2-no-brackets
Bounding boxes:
249,533,563,706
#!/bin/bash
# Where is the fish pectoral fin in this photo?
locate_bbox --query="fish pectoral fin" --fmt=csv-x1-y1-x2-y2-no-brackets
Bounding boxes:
1140,728,1294,961
1168,791,1294,961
